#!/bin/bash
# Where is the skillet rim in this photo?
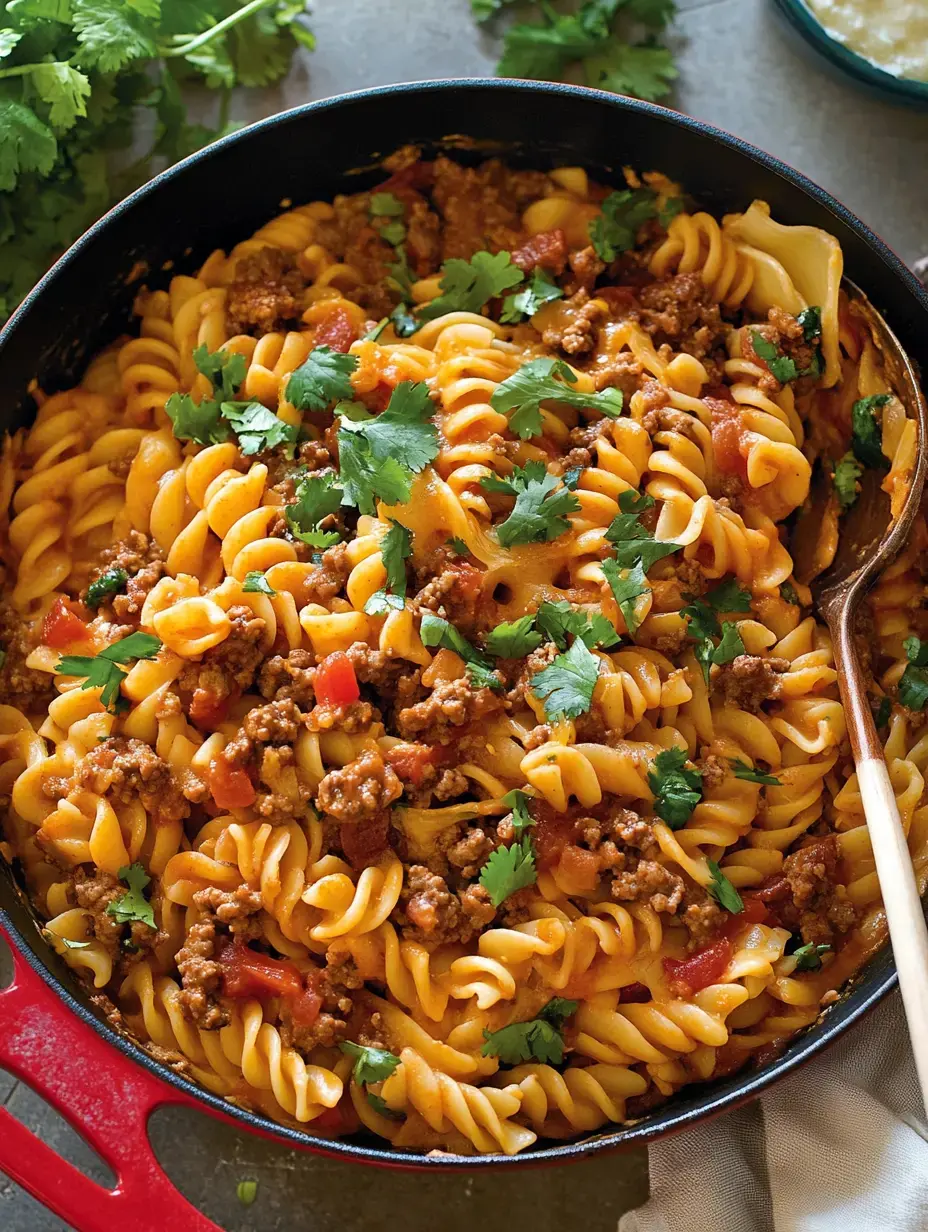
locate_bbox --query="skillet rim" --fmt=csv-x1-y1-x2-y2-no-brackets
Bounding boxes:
0,76,924,1168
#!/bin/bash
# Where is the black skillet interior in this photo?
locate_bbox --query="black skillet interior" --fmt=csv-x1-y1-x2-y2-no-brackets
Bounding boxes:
1,79,925,1166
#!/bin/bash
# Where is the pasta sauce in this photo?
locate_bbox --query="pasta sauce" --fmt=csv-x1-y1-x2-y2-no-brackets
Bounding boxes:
0,147,923,1155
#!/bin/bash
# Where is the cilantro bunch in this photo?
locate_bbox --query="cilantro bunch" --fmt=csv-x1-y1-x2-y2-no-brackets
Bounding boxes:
473,0,678,104
0,0,313,318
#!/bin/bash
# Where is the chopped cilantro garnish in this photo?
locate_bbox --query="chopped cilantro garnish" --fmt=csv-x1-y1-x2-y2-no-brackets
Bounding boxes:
370,191,404,218
417,250,523,322
750,330,799,384
56,632,161,713
378,220,406,247
85,567,128,610
164,393,229,446
834,452,863,512
286,346,359,413
851,393,891,470
899,637,928,711
681,581,751,683
703,579,753,613
501,788,535,837
364,519,412,615
530,637,600,721
486,615,543,658
535,600,620,650
242,571,276,597
105,863,155,929
647,746,702,828
221,401,298,456
285,472,343,549
481,462,580,547
367,1092,405,1120
337,381,439,515
713,622,746,666
706,860,744,913
605,489,680,571
793,942,830,972
500,268,564,324
364,318,389,342
479,834,537,906
602,557,648,636
193,344,247,400
730,760,781,785
490,356,623,440
448,536,470,557
658,196,685,227
387,246,416,299
339,1041,401,1085
420,613,501,691
589,187,659,262
480,998,577,1065
780,581,800,606
796,306,823,342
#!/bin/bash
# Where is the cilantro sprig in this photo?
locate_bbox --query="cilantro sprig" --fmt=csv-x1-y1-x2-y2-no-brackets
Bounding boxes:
339,1041,401,1085
730,760,781,786
481,998,577,1065
834,453,863,512
481,462,580,547
287,347,359,412
420,613,502,692
417,251,523,322
486,615,543,658
602,558,648,636
365,520,413,615
500,269,564,324
590,186,662,262
501,789,535,837
285,473,344,549
530,637,600,721
106,863,155,930
793,942,831,972
337,381,439,515
681,579,752,684
489,357,623,440
56,632,162,714
647,747,702,829
535,600,620,651
605,490,680,571
706,860,744,914
85,567,128,611
479,834,537,906
851,393,891,471
899,637,928,712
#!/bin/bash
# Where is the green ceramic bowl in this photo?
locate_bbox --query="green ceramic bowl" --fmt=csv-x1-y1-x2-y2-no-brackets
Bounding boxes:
774,0,928,108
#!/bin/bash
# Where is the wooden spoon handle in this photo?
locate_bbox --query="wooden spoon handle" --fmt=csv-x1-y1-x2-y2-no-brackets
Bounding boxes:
857,756,928,1106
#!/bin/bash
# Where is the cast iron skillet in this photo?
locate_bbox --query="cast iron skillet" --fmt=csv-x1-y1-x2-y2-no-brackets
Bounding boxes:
1,78,926,1228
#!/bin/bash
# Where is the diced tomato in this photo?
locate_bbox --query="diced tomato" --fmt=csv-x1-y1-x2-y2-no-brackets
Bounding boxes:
753,875,790,904
339,813,390,871
189,688,233,730
446,559,484,602
311,1103,355,1135
618,982,651,1004
532,800,578,870
383,742,440,787
709,397,749,481
315,306,357,354
208,758,256,810
375,161,434,194
42,597,89,648
290,982,323,1029
734,894,770,926
663,936,733,995
314,651,360,707
555,844,600,893
220,941,303,1000
510,228,568,275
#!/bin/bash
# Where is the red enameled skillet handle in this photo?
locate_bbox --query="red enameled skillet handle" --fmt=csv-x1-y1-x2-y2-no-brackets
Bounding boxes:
0,920,222,1232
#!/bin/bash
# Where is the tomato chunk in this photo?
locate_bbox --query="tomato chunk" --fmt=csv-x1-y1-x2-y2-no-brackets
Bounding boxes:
510,228,568,275
663,936,733,995
339,813,390,871
290,982,323,1029
446,559,484,602
315,652,360,707
208,758,256,810
384,742,439,787
43,596,89,648
315,306,357,354
220,941,303,1000
708,397,749,481
189,688,233,730
555,844,599,893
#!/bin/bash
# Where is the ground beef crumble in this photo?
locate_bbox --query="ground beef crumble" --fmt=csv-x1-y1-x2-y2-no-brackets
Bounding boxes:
315,748,402,824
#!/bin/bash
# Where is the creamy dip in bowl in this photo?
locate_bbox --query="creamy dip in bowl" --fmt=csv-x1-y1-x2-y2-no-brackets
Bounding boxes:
807,0,928,82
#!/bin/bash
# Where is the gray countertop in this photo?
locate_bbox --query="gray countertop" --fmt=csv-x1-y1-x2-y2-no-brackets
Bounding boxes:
3,1,927,1228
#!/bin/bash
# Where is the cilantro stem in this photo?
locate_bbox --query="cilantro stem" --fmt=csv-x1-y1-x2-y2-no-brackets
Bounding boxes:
163,0,276,58
0,60,66,80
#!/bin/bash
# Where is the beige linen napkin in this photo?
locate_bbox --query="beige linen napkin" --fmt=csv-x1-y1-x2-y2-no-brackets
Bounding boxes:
620,990,928,1232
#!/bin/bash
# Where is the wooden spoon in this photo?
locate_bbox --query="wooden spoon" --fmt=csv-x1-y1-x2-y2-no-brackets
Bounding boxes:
791,278,928,1105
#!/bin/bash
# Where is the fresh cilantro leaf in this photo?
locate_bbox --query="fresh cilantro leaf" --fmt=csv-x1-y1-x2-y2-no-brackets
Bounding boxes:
390,302,418,337
501,788,535,837
851,393,891,470
236,1180,258,1207
0,29,20,59
751,330,799,384
730,760,781,786
0,99,57,191
703,578,752,613
449,537,470,557
243,571,276,597
193,344,246,400
481,998,577,1065
339,1041,401,1085
797,306,822,341
364,592,405,616
367,1092,404,1120
365,519,412,614
497,0,615,82
530,637,600,721
658,196,685,227
479,834,537,907
589,187,658,262
486,615,543,658
417,250,523,322
873,694,891,730
164,393,230,446
899,637,928,711
500,268,564,324
387,246,416,299
793,942,830,972
706,860,744,913
605,488,680,571
378,220,406,247
32,62,92,131
647,746,702,828
56,632,161,712
337,381,438,515
72,1,158,72
85,567,127,610
286,473,343,548
489,356,623,439
602,557,648,635
713,621,745,666
834,452,863,512
585,40,677,103
562,466,583,491
780,581,800,606
286,347,359,412
420,613,501,692
681,590,747,683
535,600,619,650
221,402,298,456
481,462,580,547
105,862,155,929
370,191,404,217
